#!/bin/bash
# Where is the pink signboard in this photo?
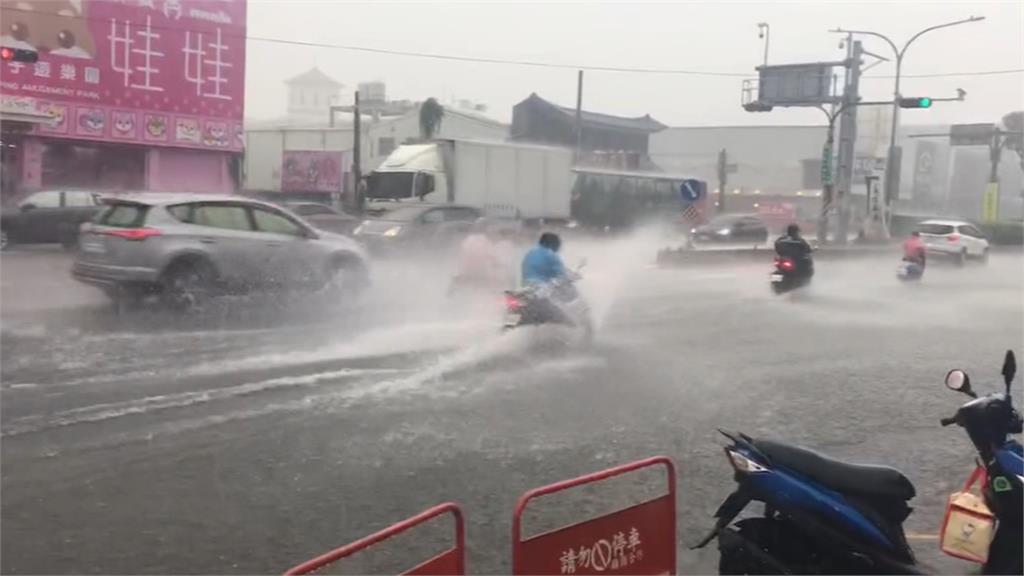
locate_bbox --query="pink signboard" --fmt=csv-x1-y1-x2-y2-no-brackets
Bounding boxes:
0,0,246,152
281,151,346,193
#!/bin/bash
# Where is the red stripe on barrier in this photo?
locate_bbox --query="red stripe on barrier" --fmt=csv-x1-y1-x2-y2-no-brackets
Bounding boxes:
284,502,465,576
512,456,677,576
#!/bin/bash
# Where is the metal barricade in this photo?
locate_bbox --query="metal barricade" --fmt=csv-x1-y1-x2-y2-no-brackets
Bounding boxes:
284,502,465,576
512,456,677,575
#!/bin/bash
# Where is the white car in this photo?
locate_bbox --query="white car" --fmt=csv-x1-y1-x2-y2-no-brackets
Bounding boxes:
915,219,989,264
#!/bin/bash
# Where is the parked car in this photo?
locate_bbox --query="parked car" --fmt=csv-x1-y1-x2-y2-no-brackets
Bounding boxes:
690,213,769,244
353,204,482,253
72,195,369,310
284,202,361,236
1,189,103,250
915,219,990,265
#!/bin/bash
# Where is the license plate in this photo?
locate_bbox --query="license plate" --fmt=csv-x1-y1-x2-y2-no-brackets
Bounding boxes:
503,313,521,326
770,273,784,282
80,240,106,254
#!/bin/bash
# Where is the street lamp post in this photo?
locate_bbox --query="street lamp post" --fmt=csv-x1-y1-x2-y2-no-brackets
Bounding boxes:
830,16,984,217
757,22,770,66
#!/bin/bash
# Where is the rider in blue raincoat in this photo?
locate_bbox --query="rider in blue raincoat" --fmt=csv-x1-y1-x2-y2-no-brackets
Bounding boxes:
521,232,568,285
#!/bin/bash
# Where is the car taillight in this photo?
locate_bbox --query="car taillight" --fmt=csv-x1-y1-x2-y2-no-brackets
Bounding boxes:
505,294,523,310
947,234,960,243
102,228,162,241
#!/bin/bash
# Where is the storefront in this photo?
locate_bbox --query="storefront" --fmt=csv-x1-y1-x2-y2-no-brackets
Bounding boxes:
0,0,246,202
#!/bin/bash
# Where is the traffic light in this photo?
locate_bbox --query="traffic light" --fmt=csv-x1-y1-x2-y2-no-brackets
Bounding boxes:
899,97,933,109
0,46,39,63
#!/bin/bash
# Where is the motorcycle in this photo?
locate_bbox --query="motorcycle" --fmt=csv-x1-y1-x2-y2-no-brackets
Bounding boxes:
502,260,592,340
770,256,812,295
694,350,1023,575
897,259,925,282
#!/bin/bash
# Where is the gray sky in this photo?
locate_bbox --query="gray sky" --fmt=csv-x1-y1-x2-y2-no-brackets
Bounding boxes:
245,1,1024,127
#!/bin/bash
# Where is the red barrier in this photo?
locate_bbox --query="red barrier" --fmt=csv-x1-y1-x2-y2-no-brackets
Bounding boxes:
284,502,465,576
512,456,677,576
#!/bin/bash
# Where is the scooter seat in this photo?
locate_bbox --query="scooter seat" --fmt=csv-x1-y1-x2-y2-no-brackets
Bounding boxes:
753,438,916,501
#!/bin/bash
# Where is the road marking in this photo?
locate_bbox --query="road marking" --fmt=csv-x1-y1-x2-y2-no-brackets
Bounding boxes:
905,532,939,541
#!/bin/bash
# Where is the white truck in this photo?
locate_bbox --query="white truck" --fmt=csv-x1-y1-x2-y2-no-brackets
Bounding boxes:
365,139,574,221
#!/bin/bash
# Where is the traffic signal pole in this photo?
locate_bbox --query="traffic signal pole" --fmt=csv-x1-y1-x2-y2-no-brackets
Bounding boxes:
831,16,984,230
833,39,861,244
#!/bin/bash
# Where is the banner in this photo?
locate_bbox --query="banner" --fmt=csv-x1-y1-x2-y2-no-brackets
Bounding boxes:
0,0,246,152
281,151,345,193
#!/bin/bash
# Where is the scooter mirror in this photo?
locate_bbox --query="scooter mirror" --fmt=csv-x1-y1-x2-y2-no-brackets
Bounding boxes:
1002,350,1017,394
945,369,974,396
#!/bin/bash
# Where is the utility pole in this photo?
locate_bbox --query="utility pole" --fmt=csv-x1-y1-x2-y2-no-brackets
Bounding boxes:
834,39,862,244
352,91,363,214
817,116,837,245
574,70,584,164
717,149,728,213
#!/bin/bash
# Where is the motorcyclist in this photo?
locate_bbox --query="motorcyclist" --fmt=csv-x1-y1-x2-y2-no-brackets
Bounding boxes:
454,219,499,281
522,232,569,285
902,231,927,267
774,223,814,276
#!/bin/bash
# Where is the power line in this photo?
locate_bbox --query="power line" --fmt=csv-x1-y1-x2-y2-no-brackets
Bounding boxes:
3,5,1022,79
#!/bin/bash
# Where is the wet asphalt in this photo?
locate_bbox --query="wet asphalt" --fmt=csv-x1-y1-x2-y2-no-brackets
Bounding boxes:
1,242,1021,574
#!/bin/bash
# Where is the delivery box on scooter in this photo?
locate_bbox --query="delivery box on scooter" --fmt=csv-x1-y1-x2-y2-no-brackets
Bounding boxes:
940,466,995,564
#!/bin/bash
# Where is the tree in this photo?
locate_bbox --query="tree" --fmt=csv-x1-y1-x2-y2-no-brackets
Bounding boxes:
419,97,445,141
1002,111,1024,171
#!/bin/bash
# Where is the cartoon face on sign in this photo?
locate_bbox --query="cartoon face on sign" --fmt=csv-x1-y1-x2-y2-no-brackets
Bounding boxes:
144,114,167,140
76,107,105,136
175,118,200,143
111,111,136,138
203,121,229,147
38,102,68,133
0,0,96,58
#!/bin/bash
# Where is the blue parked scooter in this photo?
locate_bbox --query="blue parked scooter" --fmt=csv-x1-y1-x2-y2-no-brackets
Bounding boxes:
695,350,1023,575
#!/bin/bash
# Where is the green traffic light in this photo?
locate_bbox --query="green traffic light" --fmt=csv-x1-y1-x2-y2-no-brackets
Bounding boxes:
919,97,932,108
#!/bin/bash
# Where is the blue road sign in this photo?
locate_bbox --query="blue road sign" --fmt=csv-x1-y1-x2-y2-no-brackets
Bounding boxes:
680,179,704,203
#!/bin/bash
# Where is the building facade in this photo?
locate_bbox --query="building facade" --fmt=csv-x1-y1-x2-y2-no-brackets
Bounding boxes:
285,68,342,121
0,0,246,202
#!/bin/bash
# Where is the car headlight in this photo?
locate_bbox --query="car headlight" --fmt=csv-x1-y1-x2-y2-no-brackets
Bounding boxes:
690,228,697,234
383,226,402,237
716,228,731,236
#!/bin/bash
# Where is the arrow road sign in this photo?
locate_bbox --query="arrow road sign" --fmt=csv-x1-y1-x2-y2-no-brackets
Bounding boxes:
680,179,704,203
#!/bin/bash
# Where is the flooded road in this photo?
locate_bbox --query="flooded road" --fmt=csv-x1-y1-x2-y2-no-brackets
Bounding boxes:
2,243,1021,574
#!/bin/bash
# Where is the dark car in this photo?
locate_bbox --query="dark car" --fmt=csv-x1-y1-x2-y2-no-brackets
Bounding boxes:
284,202,361,236
352,204,482,252
691,213,769,244
1,190,104,250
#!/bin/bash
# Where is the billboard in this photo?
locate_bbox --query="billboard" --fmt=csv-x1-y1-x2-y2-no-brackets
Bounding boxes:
756,63,835,106
281,151,346,193
0,0,246,152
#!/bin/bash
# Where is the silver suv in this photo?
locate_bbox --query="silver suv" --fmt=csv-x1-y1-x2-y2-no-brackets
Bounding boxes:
72,195,369,309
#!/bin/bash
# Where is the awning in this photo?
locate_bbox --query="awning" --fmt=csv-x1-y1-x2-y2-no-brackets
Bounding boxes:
0,96,56,126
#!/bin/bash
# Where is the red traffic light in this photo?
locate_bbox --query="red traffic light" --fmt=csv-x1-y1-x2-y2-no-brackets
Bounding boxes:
0,46,39,63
